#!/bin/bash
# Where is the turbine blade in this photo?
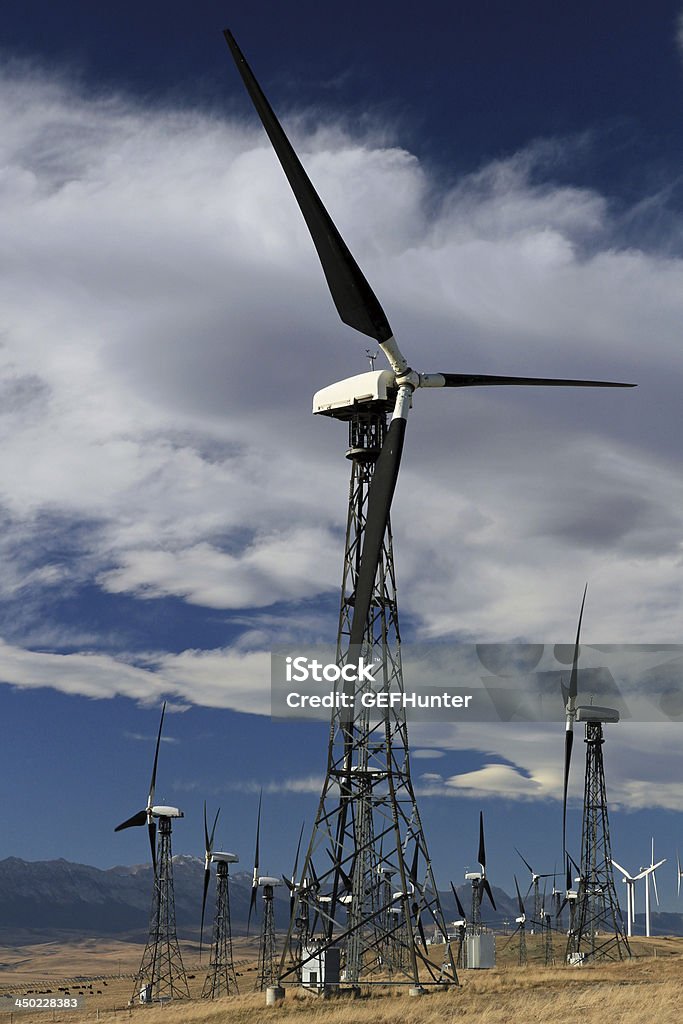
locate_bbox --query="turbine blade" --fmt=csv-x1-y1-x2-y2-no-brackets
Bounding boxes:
652,870,660,907
254,790,262,879
514,874,525,916
677,851,681,898
348,410,408,649
148,702,166,814
248,791,262,934
292,821,305,882
611,859,632,879
482,878,497,912
568,586,588,703
200,865,210,963
148,820,157,877
440,374,636,389
478,811,486,871
114,809,147,832
412,900,428,948
203,800,210,855
562,727,574,859
515,848,534,876
451,881,467,920
408,841,420,887
224,31,393,345
209,807,220,852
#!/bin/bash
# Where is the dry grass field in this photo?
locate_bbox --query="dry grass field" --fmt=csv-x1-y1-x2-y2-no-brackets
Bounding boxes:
0,935,680,1024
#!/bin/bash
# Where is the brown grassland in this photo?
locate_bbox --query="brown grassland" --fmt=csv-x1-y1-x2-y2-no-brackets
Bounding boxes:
0,935,681,1024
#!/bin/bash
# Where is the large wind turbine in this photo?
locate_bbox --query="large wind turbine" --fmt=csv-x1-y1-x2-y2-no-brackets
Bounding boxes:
611,858,647,937
639,838,666,938
224,35,634,666
224,30,634,990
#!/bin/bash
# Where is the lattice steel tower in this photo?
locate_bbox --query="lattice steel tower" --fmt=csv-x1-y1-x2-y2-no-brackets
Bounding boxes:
202,854,239,998
279,405,457,989
256,883,279,991
566,712,630,962
134,815,190,1002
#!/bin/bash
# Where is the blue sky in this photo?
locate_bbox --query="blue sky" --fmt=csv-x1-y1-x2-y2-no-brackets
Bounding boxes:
2,2,683,913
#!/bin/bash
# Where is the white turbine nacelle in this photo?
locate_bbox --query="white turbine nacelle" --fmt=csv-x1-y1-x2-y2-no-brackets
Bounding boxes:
575,705,620,724
258,875,282,887
515,914,526,925
151,806,184,819
212,852,238,864
339,894,353,905
452,918,466,928
465,871,482,881
312,369,450,418
313,370,396,416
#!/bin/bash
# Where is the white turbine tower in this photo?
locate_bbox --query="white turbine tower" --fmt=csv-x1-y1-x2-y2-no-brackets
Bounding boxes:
639,839,666,938
610,859,648,937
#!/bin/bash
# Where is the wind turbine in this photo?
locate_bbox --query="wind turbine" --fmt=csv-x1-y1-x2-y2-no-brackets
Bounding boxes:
502,876,528,966
114,704,188,1002
515,848,553,933
449,882,467,968
639,838,666,938
610,858,646,938
200,804,239,998
465,812,497,931
677,851,683,899
224,30,634,990
247,794,283,990
560,589,629,962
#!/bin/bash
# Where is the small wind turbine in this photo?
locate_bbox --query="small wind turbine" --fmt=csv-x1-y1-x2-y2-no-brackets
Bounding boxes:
515,848,553,934
465,812,496,932
247,793,283,990
502,875,528,966
449,882,467,967
200,803,239,998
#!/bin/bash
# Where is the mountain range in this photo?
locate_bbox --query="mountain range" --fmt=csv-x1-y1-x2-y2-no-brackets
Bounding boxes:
1,857,681,944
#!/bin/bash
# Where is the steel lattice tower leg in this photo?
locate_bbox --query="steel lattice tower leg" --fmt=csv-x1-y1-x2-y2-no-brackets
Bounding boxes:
518,926,527,967
543,915,554,966
257,888,277,991
133,816,189,1003
202,862,238,998
566,723,630,962
279,405,458,989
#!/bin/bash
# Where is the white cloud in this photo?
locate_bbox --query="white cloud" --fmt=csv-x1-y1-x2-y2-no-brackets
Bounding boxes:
1,61,683,806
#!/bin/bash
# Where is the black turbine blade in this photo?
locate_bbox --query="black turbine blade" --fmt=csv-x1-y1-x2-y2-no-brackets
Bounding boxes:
200,865,210,962
408,841,420,887
450,882,467,920
482,878,497,912
412,900,428,948
440,374,636,389
563,585,587,858
478,811,486,871
200,802,213,963
515,847,534,876
147,702,166,814
248,791,262,934
348,417,407,650
114,809,147,832
148,820,157,877
514,874,525,916
224,31,392,344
